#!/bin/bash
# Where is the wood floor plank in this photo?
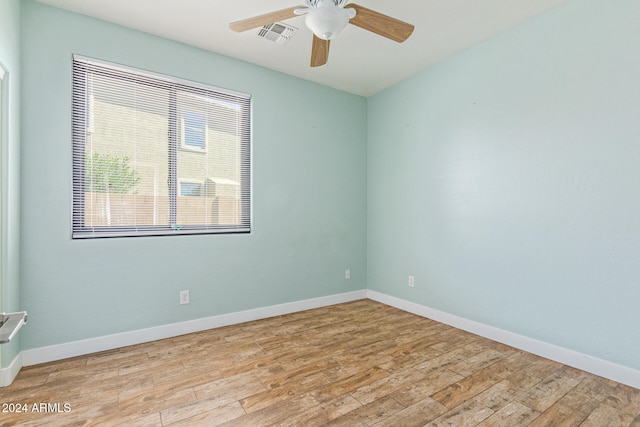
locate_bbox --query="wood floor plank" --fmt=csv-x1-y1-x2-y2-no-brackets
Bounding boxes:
113,386,198,422
414,342,488,374
476,401,540,427
281,394,362,427
580,403,635,427
424,399,494,426
311,366,389,403
258,358,338,391
323,394,405,426
448,348,508,377
217,393,320,427
108,412,163,427
370,397,448,427
558,381,608,418
389,368,464,408
472,378,532,412
151,363,223,391
480,351,541,380
431,369,501,409
160,398,245,426
377,345,443,374
349,367,426,405
1,299,638,426
192,372,268,403
526,402,587,427
606,383,640,416
516,367,585,413
239,370,331,413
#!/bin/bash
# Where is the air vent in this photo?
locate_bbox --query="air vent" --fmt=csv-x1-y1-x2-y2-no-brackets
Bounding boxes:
258,22,298,46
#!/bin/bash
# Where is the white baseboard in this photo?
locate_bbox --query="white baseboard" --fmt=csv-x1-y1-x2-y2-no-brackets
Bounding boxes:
21,290,367,368
10,289,640,391
0,352,23,387
366,290,640,390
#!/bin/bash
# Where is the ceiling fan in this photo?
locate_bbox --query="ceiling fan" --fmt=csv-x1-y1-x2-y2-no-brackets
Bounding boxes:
229,0,414,67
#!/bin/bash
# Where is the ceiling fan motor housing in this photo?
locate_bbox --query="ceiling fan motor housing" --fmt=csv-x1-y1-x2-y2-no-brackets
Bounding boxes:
304,0,356,40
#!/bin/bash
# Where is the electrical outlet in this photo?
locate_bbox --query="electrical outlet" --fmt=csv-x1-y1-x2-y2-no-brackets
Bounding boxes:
345,269,351,280
408,275,415,287
179,290,190,305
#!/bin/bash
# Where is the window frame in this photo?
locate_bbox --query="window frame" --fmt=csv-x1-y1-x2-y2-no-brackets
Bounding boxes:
71,56,252,239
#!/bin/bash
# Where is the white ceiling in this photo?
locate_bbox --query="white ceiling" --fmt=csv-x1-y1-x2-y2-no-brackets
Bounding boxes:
35,0,569,97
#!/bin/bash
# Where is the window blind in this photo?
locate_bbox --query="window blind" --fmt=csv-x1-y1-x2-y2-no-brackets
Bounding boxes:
72,56,251,238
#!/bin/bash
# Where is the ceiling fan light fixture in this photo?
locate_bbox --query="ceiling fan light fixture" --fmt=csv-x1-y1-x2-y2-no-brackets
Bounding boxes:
304,2,355,40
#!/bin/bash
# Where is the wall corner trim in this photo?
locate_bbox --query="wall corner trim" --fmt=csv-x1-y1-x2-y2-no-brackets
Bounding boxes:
366,290,640,390
20,290,367,369
0,351,23,387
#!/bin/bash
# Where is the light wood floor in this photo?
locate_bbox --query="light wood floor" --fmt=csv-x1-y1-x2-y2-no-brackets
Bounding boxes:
1,300,639,426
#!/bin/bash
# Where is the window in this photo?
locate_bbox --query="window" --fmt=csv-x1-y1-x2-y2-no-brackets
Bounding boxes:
182,110,206,151
72,56,251,238
179,181,203,197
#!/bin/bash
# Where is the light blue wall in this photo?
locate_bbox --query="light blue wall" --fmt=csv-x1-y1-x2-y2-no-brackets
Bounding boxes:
15,0,640,378
19,1,367,350
0,0,22,368
368,0,640,370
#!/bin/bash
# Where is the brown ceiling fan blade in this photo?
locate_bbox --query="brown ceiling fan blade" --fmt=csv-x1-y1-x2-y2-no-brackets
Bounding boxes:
310,35,330,67
229,6,300,32
348,4,414,43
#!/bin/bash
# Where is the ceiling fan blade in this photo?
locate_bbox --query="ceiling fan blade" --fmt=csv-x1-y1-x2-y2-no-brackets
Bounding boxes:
310,35,330,67
348,4,414,43
229,6,301,32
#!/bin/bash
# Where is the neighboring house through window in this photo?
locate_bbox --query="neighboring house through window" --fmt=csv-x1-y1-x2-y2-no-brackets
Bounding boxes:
72,56,251,238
